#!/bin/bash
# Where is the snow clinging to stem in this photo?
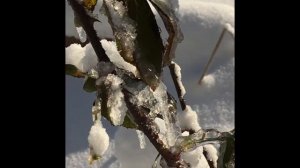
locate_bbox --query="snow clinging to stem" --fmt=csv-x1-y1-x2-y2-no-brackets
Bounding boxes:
172,61,186,97
136,130,146,149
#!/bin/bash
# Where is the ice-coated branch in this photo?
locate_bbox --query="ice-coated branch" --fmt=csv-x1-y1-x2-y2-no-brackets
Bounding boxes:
175,129,234,153
122,88,189,168
67,0,110,62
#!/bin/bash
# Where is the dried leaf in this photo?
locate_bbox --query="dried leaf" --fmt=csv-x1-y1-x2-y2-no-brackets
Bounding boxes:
65,64,86,78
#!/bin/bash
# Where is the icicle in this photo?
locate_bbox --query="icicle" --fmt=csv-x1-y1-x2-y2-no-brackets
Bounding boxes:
92,99,101,122
136,130,146,149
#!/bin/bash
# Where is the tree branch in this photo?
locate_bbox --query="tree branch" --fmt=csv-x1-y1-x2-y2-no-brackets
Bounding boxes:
122,88,189,168
67,0,110,62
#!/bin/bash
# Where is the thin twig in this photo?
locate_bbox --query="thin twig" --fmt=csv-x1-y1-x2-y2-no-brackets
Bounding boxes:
198,27,226,85
67,0,110,62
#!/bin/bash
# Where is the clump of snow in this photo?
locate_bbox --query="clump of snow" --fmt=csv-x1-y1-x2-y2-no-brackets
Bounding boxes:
225,23,234,37
88,120,109,160
76,27,87,42
100,39,138,76
181,131,189,136
178,105,201,131
201,74,216,89
181,146,205,167
100,74,127,126
172,61,186,97
203,144,218,168
65,43,98,72
182,144,217,168
136,130,146,149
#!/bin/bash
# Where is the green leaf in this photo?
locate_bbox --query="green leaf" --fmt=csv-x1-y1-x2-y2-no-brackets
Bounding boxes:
83,77,97,92
123,0,165,90
217,133,235,168
122,115,137,129
66,64,85,78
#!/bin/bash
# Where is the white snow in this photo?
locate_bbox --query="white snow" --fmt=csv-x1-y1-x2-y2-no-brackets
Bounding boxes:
172,61,186,97
88,120,110,159
103,74,127,126
201,74,216,89
136,130,146,149
181,131,189,136
181,146,205,168
66,140,120,168
178,0,234,28
182,144,218,168
65,43,98,72
178,105,201,131
100,39,138,76
225,23,234,37
203,144,218,168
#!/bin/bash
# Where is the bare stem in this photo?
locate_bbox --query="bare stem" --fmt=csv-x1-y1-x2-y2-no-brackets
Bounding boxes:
198,27,226,85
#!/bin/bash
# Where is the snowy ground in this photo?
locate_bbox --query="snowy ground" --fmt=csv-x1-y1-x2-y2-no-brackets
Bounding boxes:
66,0,234,167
